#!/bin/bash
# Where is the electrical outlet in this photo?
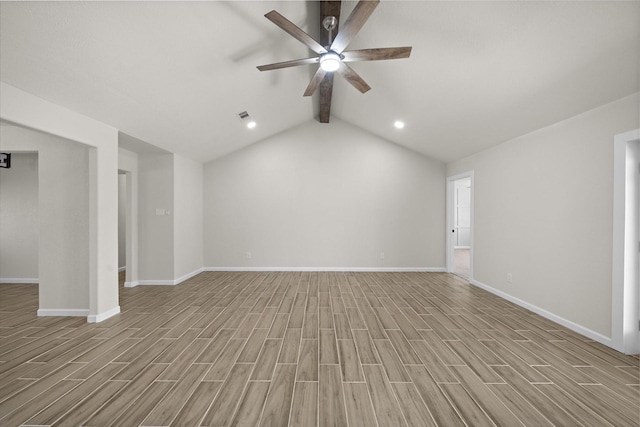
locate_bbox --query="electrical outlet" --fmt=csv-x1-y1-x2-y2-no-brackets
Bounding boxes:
246,252,252,259
380,252,385,260
506,273,513,283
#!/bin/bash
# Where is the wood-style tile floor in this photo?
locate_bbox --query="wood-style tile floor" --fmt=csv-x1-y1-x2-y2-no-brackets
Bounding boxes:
1,272,638,426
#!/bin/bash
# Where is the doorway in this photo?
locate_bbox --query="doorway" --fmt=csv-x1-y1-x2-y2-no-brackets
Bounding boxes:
612,130,639,354
0,151,39,284
447,172,473,281
118,171,126,286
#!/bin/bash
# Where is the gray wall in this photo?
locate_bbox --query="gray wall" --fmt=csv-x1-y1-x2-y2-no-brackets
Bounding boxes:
203,119,446,269
447,93,639,339
0,124,90,311
138,153,174,281
136,152,203,283
174,154,203,279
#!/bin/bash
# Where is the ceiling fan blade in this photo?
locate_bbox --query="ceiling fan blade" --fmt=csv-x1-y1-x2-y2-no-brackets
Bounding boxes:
342,47,412,63
257,57,319,71
304,67,328,97
337,64,371,94
265,10,327,55
330,0,380,53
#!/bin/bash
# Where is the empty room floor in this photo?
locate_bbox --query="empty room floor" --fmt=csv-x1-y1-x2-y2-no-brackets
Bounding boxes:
0,272,638,426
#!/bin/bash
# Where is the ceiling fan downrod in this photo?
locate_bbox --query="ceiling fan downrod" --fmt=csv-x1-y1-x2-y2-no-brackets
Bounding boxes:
322,15,338,46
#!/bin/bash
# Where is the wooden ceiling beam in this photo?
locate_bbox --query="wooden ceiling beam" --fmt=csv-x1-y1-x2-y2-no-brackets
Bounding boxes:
318,1,341,123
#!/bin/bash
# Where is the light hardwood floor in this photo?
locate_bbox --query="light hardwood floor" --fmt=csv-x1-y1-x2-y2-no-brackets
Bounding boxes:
1,272,638,426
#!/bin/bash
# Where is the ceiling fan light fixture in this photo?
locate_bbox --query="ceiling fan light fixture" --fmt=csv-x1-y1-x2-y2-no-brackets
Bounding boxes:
320,51,341,72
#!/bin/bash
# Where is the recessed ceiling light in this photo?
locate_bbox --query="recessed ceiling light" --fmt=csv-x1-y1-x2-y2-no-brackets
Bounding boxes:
247,121,257,129
394,121,405,129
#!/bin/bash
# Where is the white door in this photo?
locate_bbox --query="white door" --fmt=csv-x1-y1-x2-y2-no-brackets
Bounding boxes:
454,178,471,248
447,172,473,281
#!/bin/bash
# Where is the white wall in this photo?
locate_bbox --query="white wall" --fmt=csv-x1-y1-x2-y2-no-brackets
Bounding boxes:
174,154,203,279
0,124,90,312
126,150,203,285
204,119,446,269
138,153,174,281
0,151,38,281
447,93,640,340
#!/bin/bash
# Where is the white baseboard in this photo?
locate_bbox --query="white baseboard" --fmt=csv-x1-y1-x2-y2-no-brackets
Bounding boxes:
133,267,205,286
136,280,176,286
118,266,126,272
37,308,90,317
175,267,204,283
0,278,39,284
470,279,612,347
87,305,121,323
203,267,446,272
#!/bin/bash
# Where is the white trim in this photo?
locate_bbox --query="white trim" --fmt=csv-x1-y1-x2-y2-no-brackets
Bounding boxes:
119,166,140,292
87,305,120,323
612,129,640,354
133,267,205,286
203,267,446,272
470,279,612,347
37,308,90,317
446,171,474,280
118,266,126,272
0,278,39,284
137,280,177,286
175,267,204,283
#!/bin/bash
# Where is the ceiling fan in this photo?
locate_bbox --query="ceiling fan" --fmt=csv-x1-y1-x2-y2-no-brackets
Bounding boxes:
257,0,412,123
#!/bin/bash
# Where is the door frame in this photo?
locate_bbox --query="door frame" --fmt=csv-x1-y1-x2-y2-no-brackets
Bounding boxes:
117,155,139,288
446,171,474,280
612,129,640,354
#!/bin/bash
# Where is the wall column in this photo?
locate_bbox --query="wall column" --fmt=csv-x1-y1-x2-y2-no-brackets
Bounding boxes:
0,82,120,322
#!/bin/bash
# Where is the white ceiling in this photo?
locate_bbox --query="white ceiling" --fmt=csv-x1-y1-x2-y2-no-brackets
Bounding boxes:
1,1,638,163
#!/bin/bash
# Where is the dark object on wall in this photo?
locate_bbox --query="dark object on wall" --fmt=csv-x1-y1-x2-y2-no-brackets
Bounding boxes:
0,153,11,169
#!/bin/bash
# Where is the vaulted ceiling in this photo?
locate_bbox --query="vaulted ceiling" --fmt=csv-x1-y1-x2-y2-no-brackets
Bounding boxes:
1,1,638,163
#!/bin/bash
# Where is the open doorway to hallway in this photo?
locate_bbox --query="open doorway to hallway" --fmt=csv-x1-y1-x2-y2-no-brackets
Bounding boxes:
0,151,39,285
612,130,639,354
447,172,473,281
118,171,127,286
